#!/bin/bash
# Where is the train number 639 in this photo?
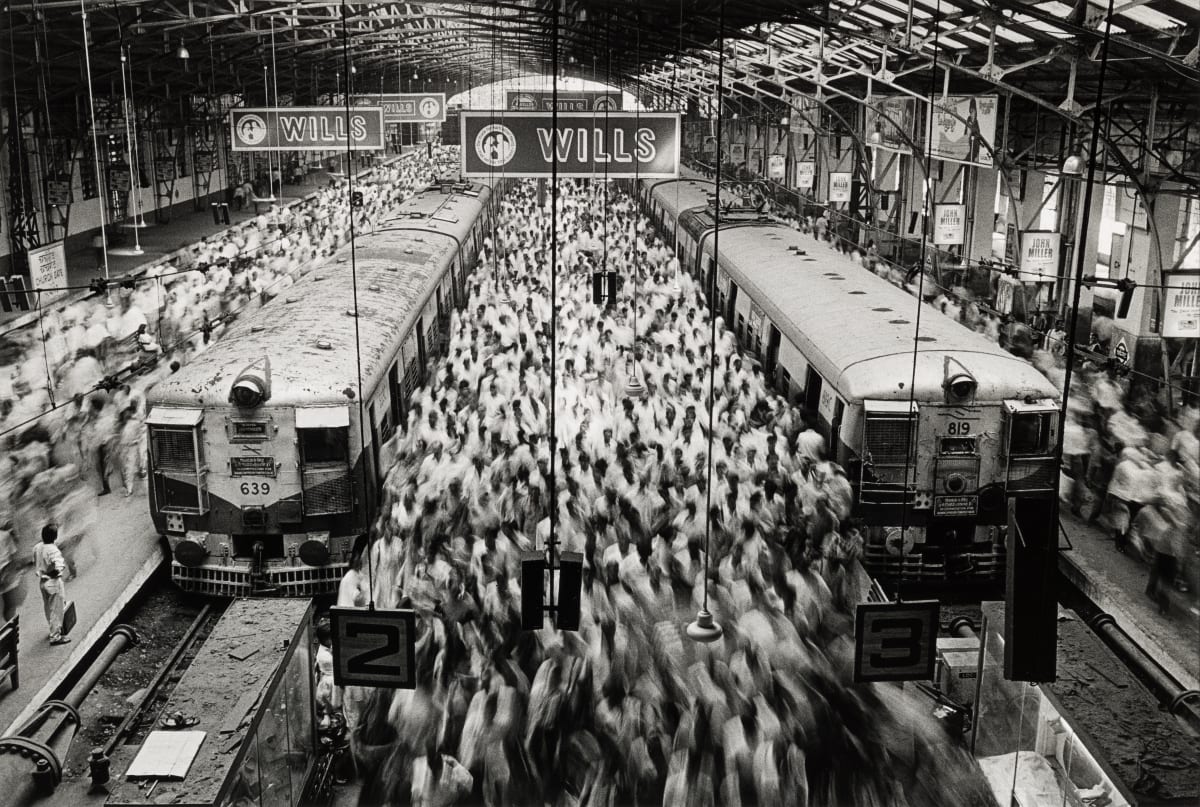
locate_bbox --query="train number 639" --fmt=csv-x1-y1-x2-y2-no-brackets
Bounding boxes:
239,481,271,495
947,421,972,435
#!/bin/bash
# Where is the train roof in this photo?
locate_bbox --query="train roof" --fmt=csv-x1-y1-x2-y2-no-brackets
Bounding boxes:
150,179,495,409
649,178,1059,404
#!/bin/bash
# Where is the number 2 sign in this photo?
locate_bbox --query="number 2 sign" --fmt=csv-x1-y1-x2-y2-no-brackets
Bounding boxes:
853,600,939,683
329,607,417,689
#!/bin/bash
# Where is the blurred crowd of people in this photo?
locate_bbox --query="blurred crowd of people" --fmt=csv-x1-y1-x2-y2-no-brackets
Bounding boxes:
0,147,452,600
332,179,994,806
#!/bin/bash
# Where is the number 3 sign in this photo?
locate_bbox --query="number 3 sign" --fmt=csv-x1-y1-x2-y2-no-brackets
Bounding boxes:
329,607,417,688
853,600,940,683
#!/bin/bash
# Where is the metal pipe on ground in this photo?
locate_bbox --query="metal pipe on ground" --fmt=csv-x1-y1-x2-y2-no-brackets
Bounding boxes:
1087,613,1200,736
0,625,139,801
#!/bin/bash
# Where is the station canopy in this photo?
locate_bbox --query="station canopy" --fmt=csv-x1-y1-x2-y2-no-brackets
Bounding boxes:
2,0,1197,186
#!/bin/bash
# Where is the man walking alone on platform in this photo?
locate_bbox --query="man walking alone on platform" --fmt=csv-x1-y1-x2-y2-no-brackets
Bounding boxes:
33,524,70,645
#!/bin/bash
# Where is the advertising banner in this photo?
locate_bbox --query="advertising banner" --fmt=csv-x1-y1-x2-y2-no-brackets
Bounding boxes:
460,112,680,178
230,107,385,151
828,171,852,203
1162,273,1200,338
1018,230,1061,283
45,177,72,207
351,93,446,124
864,96,917,154
767,153,786,181
193,150,215,173
749,147,764,176
933,203,966,246
927,94,998,167
108,163,132,193
155,156,177,181
794,160,815,189
27,242,69,305
730,143,746,164
506,91,620,112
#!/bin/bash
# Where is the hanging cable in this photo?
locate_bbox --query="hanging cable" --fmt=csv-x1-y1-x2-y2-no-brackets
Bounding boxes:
78,0,112,293
341,0,374,610
547,0,560,627
688,0,725,644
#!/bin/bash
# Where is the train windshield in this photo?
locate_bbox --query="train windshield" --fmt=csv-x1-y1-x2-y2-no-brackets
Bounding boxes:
300,428,348,465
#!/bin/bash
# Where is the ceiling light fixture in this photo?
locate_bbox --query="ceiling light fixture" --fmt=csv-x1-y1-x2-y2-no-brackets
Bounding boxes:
176,40,190,60
1061,152,1085,176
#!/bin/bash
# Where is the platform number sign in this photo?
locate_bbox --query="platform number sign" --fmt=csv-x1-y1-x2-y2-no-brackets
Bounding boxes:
329,607,417,689
853,600,939,683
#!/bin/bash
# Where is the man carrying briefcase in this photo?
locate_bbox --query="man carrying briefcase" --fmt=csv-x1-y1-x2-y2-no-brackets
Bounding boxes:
33,524,72,645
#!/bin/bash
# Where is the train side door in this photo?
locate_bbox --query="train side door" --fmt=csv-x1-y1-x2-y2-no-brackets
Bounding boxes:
389,361,403,430
764,325,782,386
804,366,823,418
726,280,739,331
416,316,427,381
367,403,382,492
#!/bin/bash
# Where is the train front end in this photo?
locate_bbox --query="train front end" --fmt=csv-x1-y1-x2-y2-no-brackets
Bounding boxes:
147,360,362,597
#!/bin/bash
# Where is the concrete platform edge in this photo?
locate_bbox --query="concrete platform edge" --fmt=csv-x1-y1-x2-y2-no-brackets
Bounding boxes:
3,549,165,735
1059,551,1200,692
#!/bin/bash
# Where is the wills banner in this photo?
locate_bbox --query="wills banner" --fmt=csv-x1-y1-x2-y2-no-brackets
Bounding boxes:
230,107,385,151
460,111,680,179
506,91,620,112
927,95,998,167
351,93,446,124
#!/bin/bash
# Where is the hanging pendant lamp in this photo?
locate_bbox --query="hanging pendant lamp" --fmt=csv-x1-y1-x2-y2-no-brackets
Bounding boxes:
110,47,151,255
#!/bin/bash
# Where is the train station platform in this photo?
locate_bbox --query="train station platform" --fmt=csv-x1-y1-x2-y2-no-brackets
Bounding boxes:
0,491,162,734
1059,510,1200,692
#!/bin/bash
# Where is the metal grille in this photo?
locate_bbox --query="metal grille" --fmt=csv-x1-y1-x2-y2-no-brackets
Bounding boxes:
303,466,352,515
151,427,197,474
864,416,914,466
1007,457,1057,493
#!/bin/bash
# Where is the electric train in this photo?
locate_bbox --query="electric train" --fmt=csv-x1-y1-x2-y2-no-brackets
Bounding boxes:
145,172,506,596
642,174,1061,588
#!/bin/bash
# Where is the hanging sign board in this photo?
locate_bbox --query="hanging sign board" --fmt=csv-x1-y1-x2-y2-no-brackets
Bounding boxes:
995,274,1022,317
767,153,786,181
730,143,746,164
794,160,815,189
1162,272,1200,338
933,203,966,245
459,111,680,179
1018,230,1061,283
329,606,417,688
505,91,620,112
927,94,999,167
854,600,940,683
749,147,764,176
828,171,852,203
351,93,446,124
109,163,132,193
45,177,72,207
230,106,385,152
193,150,215,174
27,242,69,306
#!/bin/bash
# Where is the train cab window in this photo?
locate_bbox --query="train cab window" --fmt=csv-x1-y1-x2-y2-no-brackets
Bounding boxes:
299,428,348,465
1008,412,1052,456
146,407,207,515
297,407,352,516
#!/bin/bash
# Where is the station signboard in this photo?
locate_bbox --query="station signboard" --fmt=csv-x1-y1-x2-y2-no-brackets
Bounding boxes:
230,106,385,152
460,111,680,179
854,600,940,683
27,242,69,306
506,91,620,112
351,93,446,124
329,606,417,689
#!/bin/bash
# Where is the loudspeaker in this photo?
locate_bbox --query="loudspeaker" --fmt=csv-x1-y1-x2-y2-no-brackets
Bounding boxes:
1004,496,1058,682
592,271,604,305
520,550,545,630
556,552,583,631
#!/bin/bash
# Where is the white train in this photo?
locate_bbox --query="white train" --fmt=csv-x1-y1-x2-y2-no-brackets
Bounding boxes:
145,172,505,596
642,174,1061,587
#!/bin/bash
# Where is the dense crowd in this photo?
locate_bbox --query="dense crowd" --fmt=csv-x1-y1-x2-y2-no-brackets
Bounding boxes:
0,148,453,582
332,179,995,806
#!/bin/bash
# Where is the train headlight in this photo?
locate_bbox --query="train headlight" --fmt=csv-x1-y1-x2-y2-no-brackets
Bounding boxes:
946,373,977,402
175,535,209,567
945,473,968,495
299,539,331,566
229,357,271,408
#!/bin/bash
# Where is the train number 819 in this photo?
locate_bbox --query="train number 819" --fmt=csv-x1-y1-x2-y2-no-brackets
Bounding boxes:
947,421,971,435
240,481,271,495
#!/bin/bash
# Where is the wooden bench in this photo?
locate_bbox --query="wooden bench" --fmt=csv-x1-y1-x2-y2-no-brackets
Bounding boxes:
0,616,18,693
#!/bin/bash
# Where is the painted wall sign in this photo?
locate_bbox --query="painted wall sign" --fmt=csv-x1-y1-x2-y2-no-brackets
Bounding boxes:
505,91,620,112
230,107,385,151
26,241,69,306
828,171,852,203
351,93,446,124
460,111,680,179
1162,273,1199,338
926,94,999,167
933,203,966,246
1018,230,1061,283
